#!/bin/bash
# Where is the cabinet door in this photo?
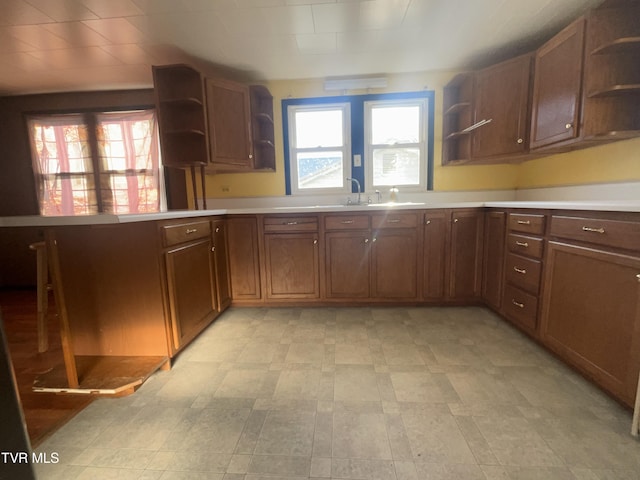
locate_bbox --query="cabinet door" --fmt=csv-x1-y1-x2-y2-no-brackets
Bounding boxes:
264,233,320,299
226,217,262,300
325,231,370,298
423,211,448,300
165,239,216,350
449,210,484,299
206,78,253,170
482,210,506,310
541,241,640,406
212,219,232,311
371,229,418,299
530,19,585,149
472,55,532,158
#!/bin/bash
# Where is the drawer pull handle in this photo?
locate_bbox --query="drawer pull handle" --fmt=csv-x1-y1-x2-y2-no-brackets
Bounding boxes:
516,220,531,225
515,241,529,247
582,226,605,234
341,220,354,224
513,267,527,274
512,299,525,309
285,221,298,225
186,228,198,234
387,219,401,223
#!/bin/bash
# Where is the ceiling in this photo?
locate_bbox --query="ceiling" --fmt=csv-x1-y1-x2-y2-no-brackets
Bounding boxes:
0,0,604,96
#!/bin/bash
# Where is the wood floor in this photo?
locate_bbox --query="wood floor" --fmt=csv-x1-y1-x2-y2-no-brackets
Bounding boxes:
0,289,93,447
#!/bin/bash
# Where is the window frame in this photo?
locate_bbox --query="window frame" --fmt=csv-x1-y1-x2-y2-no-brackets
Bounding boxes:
286,102,352,196
26,108,165,216
364,97,429,192
282,91,434,196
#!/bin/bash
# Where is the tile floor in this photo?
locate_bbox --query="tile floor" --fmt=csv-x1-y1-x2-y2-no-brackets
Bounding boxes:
34,306,640,480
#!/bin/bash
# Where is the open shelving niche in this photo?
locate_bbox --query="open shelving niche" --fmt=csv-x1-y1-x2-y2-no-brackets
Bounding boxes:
153,64,209,209
442,73,475,165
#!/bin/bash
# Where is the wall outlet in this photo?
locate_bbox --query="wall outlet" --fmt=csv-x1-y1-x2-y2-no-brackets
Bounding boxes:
353,154,361,167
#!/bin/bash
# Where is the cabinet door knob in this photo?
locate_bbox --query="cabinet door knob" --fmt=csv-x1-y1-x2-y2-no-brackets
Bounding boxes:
313,239,318,245
211,246,216,252
565,123,573,129
364,238,369,244
215,227,220,233
425,219,431,225
454,218,459,223
517,138,523,144
372,237,377,242
636,273,640,282
512,299,525,309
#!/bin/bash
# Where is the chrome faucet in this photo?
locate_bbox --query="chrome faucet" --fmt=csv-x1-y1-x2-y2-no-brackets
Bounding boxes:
346,177,361,205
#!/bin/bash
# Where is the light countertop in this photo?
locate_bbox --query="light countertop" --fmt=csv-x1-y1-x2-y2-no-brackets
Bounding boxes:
1,200,640,227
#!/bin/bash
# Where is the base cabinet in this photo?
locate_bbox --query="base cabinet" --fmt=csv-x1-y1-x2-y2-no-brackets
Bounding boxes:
227,216,262,300
541,241,640,405
449,209,484,300
165,238,216,351
325,231,371,299
482,210,506,309
265,233,320,299
211,219,232,311
371,229,419,299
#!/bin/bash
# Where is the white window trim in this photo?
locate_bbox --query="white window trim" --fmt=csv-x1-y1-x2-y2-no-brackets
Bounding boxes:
287,102,351,196
364,97,429,193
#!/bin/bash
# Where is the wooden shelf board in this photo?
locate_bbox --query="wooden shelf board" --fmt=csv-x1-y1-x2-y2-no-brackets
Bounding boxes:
444,102,471,116
165,129,206,136
588,84,640,97
33,355,168,396
591,37,640,55
254,113,274,124
444,131,471,140
161,97,203,107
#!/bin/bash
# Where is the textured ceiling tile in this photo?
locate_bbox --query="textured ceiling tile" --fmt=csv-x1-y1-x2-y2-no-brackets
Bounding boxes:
0,0,56,25
262,5,315,35
41,21,112,47
25,0,99,22
80,0,144,19
5,25,73,50
81,17,149,44
296,32,337,53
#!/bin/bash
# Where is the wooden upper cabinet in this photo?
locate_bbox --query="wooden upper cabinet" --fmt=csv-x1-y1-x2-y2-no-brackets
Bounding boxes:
471,54,533,159
153,64,209,168
206,77,253,171
530,18,586,150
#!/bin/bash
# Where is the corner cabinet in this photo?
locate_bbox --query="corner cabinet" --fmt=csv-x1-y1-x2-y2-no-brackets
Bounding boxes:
449,209,484,299
226,216,262,301
250,85,276,171
482,210,506,310
581,2,640,142
153,64,209,168
530,18,586,150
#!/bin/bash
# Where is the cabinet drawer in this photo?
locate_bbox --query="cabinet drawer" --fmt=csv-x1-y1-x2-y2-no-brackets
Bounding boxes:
371,212,418,229
508,213,546,235
264,216,318,233
507,233,544,259
325,214,370,230
550,215,640,251
503,284,538,331
162,220,211,247
505,253,542,295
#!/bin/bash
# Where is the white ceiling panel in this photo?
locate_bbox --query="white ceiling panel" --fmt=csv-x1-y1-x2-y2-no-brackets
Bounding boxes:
0,0,606,95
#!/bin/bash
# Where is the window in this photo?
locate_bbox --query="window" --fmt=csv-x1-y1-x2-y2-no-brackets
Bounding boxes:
287,103,350,195
283,91,433,196
365,98,428,190
28,109,163,216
